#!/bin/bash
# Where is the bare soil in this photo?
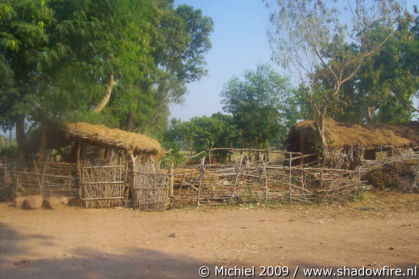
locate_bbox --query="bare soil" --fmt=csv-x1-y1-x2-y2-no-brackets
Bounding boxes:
1,191,418,279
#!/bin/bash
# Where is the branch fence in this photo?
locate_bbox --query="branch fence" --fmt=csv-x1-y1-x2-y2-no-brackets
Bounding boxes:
11,147,409,209
170,150,361,207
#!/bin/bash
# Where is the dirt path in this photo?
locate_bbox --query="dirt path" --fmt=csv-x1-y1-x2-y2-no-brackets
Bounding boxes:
1,192,419,278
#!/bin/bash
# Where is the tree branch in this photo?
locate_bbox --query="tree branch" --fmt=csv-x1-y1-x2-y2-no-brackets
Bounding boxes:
93,74,117,113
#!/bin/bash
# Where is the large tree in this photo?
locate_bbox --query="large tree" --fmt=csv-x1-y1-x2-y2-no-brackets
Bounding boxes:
221,64,298,148
0,0,213,162
294,14,419,124
265,0,406,158
0,0,54,164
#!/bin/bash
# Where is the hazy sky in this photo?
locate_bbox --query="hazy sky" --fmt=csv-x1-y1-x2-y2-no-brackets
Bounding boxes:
170,0,280,121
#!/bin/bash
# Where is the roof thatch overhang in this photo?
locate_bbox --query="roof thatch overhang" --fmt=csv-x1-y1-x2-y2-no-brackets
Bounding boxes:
63,122,164,159
285,119,418,152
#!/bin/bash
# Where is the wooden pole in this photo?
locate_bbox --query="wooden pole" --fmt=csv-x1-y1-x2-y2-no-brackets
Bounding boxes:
262,156,268,202
33,160,43,196
300,154,305,192
130,154,136,207
76,141,82,202
230,156,243,205
289,153,292,204
15,171,20,199
39,161,48,197
169,163,174,197
196,156,205,207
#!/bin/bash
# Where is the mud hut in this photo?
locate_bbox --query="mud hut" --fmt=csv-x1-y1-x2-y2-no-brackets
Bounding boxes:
284,119,418,168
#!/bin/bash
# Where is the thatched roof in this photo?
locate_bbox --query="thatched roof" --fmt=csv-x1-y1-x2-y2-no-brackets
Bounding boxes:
285,119,418,152
63,122,164,158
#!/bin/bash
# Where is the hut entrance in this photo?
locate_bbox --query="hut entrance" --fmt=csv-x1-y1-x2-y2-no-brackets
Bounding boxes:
132,167,169,211
79,164,127,208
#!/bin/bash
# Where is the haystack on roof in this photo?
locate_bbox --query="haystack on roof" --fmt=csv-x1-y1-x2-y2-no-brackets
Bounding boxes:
64,122,164,158
286,119,418,152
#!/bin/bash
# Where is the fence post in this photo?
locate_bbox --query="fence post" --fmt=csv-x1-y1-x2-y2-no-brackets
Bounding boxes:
76,141,82,201
262,156,268,203
196,156,205,207
130,153,136,207
169,163,174,197
289,153,292,204
300,154,305,191
15,171,19,199
230,156,243,205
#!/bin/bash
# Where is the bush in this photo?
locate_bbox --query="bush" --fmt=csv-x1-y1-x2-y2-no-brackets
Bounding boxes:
161,141,185,168
0,144,17,158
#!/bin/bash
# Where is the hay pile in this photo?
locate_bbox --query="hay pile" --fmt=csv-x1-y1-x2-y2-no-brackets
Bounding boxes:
291,119,415,148
363,160,419,192
64,122,164,159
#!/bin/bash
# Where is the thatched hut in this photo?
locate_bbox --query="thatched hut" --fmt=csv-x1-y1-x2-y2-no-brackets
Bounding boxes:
284,119,419,168
17,122,168,209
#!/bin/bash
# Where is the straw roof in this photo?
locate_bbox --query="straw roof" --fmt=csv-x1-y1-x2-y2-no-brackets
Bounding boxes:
287,119,418,149
63,122,164,158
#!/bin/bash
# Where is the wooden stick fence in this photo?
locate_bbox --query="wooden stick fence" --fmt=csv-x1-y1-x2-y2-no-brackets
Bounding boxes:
170,152,361,207
16,162,77,200
14,147,417,209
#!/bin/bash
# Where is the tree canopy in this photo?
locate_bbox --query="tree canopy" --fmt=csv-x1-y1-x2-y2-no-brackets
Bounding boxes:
221,64,299,148
0,0,213,162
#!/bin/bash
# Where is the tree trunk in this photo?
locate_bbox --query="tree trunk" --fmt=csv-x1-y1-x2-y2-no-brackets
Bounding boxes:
15,115,26,169
36,127,47,164
93,74,116,113
126,112,133,132
315,115,327,165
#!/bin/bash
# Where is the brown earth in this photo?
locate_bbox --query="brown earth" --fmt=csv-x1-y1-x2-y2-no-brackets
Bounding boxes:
1,191,418,279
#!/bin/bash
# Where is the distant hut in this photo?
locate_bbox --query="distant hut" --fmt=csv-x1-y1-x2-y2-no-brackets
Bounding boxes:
284,119,419,168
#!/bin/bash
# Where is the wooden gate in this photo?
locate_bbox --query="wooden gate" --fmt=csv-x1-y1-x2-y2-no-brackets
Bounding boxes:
132,170,169,211
80,164,127,207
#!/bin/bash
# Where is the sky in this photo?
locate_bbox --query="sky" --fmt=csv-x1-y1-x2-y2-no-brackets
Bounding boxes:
170,0,280,121
170,0,418,122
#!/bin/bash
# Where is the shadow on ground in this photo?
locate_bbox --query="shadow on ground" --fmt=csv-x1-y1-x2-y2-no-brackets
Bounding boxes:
1,246,214,279
1,223,417,279
0,222,54,256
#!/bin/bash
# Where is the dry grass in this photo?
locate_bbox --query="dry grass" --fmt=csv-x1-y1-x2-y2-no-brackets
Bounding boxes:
293,119,415,148
64,122,164,158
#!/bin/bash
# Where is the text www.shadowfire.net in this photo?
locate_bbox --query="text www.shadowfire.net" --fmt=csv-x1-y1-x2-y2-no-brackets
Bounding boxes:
198,265,418,278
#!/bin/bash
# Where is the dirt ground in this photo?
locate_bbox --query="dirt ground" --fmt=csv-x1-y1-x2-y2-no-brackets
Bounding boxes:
1,191,419,279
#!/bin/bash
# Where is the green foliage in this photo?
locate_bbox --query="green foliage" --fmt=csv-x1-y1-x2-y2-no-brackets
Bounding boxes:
0,144,17,157
161,140,185,168
0,0,213,161
164,113,240,157
221,64,299,148
301,15,419,124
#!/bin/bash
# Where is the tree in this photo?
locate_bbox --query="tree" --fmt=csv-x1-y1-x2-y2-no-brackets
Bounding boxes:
221,64,298,148
295,15,419,124
0,0,54,164
266,0,405,158
164,113,239,156
127,3,213,133
0,0,213,162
